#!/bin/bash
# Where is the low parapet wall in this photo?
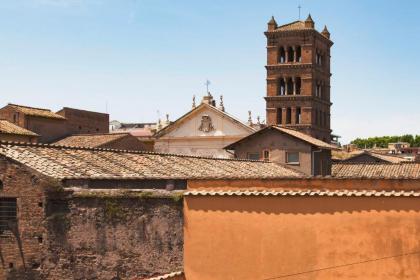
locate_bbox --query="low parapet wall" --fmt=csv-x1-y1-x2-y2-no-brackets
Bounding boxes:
43,189,184,280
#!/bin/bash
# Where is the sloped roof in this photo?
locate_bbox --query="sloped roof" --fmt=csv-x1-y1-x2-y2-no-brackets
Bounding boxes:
225,126,336,150
0,120,39,137
0,142,304,180
341,151,409,164
273,127,336,149
155,103,255,138
276,20,307,31
8,104,65,120
54,133,130,148
332,163,420,179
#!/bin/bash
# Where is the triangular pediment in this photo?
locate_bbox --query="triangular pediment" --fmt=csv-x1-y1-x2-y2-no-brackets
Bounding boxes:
156,104,255,139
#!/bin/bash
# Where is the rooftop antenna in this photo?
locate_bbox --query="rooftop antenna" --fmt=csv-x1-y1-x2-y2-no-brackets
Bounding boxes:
205,79,211,94
298,5,302,20
105,101,108,114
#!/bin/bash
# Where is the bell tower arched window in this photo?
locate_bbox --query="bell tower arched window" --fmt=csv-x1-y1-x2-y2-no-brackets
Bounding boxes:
278,47,286,63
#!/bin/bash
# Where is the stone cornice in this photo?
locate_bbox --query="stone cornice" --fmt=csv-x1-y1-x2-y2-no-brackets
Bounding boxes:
265,29,333,46
265,95,332,106
266,63,312,70
266,63,332,77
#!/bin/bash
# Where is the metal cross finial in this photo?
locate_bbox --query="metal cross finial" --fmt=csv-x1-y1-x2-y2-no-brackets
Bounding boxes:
298,5,301,20
205,79,211,94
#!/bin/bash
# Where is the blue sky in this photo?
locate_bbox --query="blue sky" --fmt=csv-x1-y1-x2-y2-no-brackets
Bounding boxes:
0,0,419,143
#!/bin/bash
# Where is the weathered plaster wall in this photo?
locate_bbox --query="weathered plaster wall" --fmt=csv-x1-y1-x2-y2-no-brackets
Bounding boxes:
184,195,420,280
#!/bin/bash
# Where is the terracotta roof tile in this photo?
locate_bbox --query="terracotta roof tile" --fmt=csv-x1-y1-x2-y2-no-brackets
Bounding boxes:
272,127,336,149
332,163,420,179
275,20,307,31
0,142,304,180
8,104,66,120
185,189,420,197
0,120,39,136
54,133,130,148
225,126,336,150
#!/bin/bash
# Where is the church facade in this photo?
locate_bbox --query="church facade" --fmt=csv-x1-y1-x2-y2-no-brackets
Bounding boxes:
265,15,333,142
154,94,256,158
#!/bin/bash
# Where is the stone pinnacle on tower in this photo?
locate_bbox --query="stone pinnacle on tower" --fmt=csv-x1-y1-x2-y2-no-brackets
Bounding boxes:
267,16,278,31
304,14,315,28
321,25,330,39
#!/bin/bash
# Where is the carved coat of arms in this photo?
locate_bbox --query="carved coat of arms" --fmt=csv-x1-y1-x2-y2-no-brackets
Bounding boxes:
198,115,214,132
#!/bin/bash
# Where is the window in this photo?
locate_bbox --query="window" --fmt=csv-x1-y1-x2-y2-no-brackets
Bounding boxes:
0,198,17,234
295,77,301,95
276,108,283,125
247,153,260,160
263,150,270,162
286,78,293,95
278,47,286,63
278,79,285,96
287,46,294,62
295,107,301,124
296,46,302,62
286,152,300,165
286,108,292,124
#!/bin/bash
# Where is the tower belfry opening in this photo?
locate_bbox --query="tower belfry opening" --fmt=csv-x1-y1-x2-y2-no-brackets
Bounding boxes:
264,14,333,142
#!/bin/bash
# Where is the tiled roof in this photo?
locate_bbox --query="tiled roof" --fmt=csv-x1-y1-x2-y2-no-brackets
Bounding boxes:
185,189,420,197
145,271,184,280
333,150,409,163
0,120,39,136
54,133,130,148
0,142,304,180
272,127,336,149
8,104,66,120
275,20,307,31
354,151,409,163
332,163,420,179
332,150,363,160
225,126,336,150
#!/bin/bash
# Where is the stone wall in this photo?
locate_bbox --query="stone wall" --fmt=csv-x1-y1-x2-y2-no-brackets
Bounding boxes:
0,156,184,280
42,192,183,280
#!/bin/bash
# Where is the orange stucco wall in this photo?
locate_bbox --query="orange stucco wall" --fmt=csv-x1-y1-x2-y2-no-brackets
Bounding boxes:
184,195,420,280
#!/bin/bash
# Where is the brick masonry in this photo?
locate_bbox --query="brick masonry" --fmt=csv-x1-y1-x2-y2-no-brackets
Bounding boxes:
0,156,183,280
265,18,333,142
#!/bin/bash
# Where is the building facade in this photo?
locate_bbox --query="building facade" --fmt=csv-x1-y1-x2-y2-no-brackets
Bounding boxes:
154,94,256,158
0,104,109,143
56,107,109,135
265,15,333,142
225,126,334,176
54,132,147,151
0,120,39,143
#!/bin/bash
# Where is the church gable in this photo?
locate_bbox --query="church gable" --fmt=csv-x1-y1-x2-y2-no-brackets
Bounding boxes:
158,104,254,139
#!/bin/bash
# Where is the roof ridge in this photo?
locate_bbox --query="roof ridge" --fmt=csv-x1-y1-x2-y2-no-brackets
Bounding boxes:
0,140,275,163
277,20,303,29
65,132,130,137
8,103,52,112
334,161,417,165
368,150,409,159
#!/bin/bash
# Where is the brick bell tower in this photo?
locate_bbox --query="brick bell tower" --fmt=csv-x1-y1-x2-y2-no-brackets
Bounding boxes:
265,14,333,142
